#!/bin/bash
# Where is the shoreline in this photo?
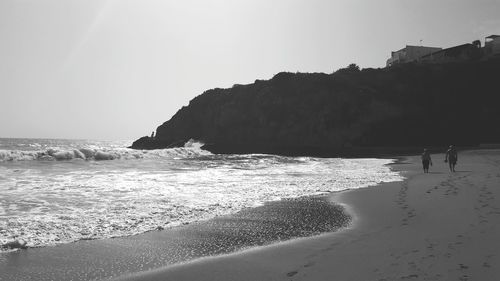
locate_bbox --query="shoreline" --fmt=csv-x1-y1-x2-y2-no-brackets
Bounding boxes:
0,193,352,280
117,149,500,281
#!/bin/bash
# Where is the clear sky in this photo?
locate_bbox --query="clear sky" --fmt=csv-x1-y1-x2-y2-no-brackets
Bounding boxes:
1,0,499,140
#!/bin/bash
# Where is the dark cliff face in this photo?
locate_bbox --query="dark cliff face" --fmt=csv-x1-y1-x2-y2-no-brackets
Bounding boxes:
132,59,500,156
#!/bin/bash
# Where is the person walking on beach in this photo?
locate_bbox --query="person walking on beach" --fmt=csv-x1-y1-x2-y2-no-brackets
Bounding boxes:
445,145,458,172
421,149,432,173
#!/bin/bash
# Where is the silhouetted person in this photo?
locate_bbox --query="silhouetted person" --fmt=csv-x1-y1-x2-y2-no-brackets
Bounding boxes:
445,145,458,172
151,131,155,138
421,149,432,173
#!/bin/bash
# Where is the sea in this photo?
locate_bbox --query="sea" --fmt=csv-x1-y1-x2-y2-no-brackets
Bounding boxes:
0,138,404,253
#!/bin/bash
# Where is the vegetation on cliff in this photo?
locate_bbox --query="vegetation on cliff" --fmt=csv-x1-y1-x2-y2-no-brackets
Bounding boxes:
132,59,500,156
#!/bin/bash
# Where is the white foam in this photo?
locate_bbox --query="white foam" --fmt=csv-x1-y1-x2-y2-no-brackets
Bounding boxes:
0,155,403,251
0,139,404,252
0,139,211,162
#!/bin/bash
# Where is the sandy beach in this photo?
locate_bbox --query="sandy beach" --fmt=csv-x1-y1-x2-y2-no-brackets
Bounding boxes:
118,149,500,281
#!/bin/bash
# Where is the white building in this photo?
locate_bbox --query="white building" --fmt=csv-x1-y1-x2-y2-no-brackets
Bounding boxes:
484,35,500,57
386,45,442,67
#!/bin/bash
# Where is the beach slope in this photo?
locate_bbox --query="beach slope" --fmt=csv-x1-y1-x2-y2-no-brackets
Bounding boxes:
120,149,500,281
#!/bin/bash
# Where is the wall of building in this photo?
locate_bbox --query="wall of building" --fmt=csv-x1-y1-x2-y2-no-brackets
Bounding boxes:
386,46,442,67
420,44,481,63
406,46,442,62
485,37,500,56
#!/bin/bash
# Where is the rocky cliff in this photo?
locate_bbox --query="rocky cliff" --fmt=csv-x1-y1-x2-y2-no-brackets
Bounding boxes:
131,59,500,156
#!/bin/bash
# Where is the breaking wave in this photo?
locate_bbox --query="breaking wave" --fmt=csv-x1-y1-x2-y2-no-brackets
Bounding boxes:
0,139,210,162
0,138,405,252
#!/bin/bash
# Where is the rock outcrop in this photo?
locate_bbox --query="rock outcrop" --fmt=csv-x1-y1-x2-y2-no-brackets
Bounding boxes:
131,59,500,156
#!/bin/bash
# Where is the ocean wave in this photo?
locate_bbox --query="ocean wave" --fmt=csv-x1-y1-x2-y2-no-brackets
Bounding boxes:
0,139,211,162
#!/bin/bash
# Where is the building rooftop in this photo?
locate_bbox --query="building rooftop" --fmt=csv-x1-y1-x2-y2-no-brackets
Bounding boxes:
420,43,477,59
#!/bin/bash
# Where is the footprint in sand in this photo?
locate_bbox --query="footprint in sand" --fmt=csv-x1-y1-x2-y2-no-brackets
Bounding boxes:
400,273,419,279
286,270,298,277
458,263,469,270
407,261,417,270
303,261,315,268
425,185,439,194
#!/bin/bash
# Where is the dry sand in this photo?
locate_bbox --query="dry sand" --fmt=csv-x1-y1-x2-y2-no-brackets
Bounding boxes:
119,149,500,281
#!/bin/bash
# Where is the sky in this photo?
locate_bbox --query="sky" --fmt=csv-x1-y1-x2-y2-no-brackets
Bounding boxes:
1,0,499,140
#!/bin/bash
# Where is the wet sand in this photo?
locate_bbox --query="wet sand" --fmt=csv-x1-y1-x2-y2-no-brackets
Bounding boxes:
117,149,500,281
0,196,349,280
